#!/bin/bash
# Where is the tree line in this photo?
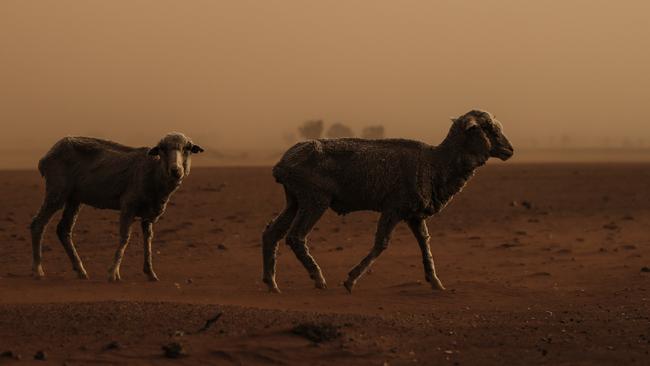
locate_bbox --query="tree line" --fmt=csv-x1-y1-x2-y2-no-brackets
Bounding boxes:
298,120,385,140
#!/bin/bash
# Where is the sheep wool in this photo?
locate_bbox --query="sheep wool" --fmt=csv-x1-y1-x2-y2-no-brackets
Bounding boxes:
263,110,514,293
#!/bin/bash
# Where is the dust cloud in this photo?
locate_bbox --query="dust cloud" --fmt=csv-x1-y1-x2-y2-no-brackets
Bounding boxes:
1,1,649,167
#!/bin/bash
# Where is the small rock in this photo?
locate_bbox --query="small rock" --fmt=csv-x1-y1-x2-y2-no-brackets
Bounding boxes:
335,246,344,251
602,222,619,230
217,244,228,250
529,272,552,277
521,200,533,209
34,350,47,361
162,342,186,358
498,242,520,249
641,267,650,273
104,341,121,350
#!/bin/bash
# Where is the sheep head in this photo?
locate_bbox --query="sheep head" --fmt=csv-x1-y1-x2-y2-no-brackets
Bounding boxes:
148,132,204,182
450,110,514,161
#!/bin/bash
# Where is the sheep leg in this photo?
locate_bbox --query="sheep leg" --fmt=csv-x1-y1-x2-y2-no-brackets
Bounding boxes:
30,197,64,278
407,218,445,290
286,204,328,289
344,212,400,293
108,212,134,282
56,201,89,279
141,220,158,281
262,188,298,293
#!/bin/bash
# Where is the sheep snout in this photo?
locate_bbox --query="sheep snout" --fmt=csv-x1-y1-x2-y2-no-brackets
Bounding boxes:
168,150,185,179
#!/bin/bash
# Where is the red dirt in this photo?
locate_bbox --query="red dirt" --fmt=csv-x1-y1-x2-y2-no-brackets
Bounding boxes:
0,164,649,365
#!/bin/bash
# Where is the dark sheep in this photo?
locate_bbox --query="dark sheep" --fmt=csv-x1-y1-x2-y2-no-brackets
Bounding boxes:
30,132,204,281
262,110,514,293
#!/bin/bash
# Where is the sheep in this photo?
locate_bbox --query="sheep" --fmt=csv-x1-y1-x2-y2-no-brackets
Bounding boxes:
262,110,513,293
30,132,204,282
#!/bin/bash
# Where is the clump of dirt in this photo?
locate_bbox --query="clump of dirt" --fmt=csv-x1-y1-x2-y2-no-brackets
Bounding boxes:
602,222,620,230
291,322,341,343
34,350,47,361
103,341,122,351
162,342,187,358
511,200,534,209
498,242,521,249
1,351,21,360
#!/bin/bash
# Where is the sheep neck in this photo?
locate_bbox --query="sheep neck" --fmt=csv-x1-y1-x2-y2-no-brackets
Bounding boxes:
430,140,487,212
150,160,180,204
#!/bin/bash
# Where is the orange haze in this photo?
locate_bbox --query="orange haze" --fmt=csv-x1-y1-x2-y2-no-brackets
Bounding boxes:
1,1,649,166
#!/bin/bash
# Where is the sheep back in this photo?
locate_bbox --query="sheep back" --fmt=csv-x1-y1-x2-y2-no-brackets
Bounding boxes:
273,138,436,216
38,137,152,210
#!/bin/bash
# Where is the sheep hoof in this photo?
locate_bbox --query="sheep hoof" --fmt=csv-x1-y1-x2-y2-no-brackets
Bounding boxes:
147,273,159,282
107,272,121,282
32,265,45,279
315,279,328,290
432,279,446,291
343,280,355,294
263,277,281,293
77,271,89,280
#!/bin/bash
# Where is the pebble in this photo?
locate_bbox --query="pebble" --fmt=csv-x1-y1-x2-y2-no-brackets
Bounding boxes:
34,350,47,361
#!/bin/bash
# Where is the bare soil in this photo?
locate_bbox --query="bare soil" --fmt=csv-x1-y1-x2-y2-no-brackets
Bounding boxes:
0,164,649,365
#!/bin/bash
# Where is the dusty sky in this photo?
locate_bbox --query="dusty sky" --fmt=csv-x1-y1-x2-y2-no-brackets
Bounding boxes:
1,0,649,152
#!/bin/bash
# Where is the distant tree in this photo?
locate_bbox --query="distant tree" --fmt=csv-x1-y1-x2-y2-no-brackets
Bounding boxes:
326,123,354,138
361,125,385,139
298,119,324,140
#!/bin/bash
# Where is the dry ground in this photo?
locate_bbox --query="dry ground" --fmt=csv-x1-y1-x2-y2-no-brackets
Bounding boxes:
0,164,649,365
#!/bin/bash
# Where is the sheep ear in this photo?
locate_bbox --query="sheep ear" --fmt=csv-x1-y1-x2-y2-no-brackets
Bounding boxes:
450,118,458,124
148,146,160,156
190,144,204,154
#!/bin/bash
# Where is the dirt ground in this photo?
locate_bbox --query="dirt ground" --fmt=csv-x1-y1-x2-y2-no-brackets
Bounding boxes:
0,164,649,365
